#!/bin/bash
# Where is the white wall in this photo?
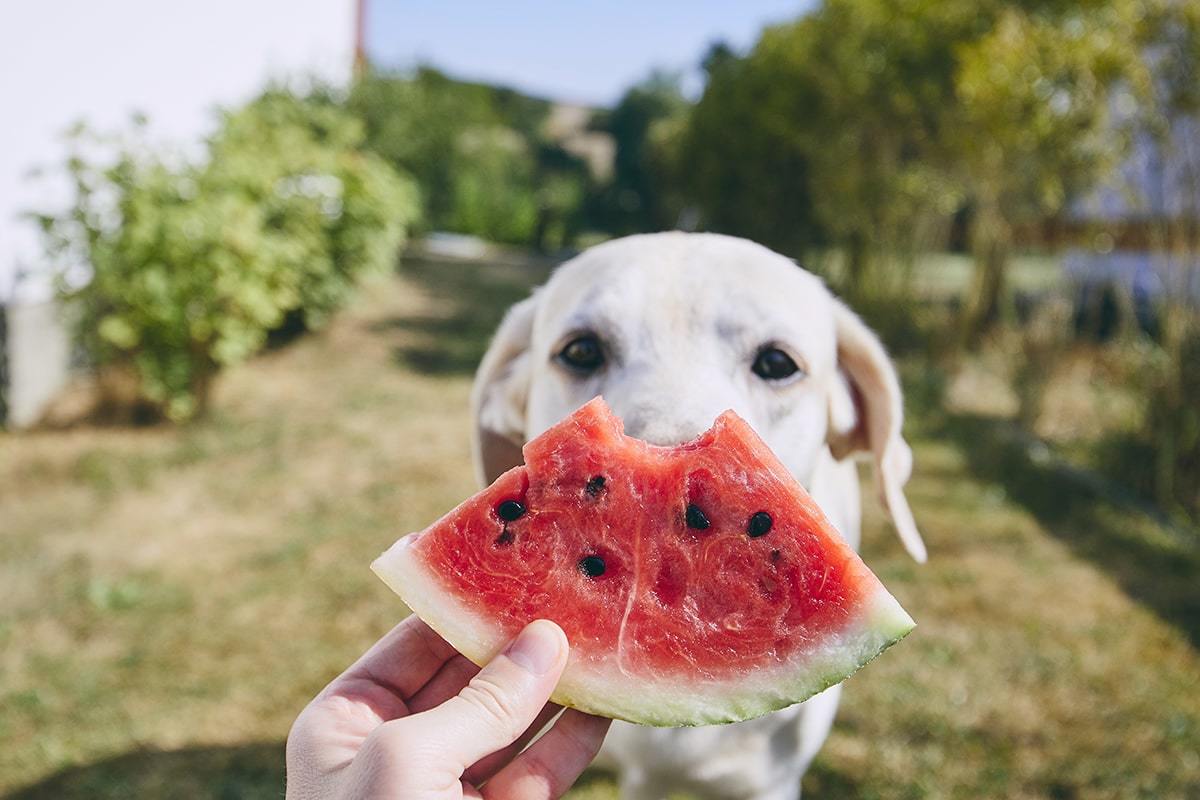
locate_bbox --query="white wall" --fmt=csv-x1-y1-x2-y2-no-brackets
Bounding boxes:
0,0,355,302
5,301,73,428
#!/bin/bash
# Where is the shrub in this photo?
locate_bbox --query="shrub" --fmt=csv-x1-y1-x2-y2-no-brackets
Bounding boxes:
37,90,419,421
1094,312,1200,530
1140,314,1200,525
348,69,592,248
448,127,538,244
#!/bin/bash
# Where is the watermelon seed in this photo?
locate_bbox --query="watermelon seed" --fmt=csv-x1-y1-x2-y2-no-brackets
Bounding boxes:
770,549,781,562
747,511,773,537
585,475,606,496
496,500,526,521
494,529,514,546
578,555,606,578
685,504,710,530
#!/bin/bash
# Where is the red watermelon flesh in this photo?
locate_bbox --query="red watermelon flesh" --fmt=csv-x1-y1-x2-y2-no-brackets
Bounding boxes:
372,397,914,726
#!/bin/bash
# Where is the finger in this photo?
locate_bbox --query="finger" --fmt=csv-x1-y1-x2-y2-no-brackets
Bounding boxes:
414,619,569,770
288,621,456,797
329,615,457,702
483,709,612,800
463,702,563,786
407,654,481,713
408,657,565,779
408,656,564,781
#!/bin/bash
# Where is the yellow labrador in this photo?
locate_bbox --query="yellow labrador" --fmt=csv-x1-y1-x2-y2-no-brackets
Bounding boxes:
471,232,925,799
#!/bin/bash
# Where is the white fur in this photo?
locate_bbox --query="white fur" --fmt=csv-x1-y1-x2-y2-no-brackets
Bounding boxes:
470,232,924,799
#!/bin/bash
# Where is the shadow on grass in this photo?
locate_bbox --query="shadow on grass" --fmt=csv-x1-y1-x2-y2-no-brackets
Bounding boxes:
383,256,553,376
8,744,618,800
939,412,1200,648
6,742,284,800
801,760,867,798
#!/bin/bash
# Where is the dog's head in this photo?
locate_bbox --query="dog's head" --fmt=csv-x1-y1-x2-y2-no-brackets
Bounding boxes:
470,232,926,562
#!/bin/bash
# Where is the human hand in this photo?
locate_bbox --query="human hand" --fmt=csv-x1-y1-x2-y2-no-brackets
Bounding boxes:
286,617,610,799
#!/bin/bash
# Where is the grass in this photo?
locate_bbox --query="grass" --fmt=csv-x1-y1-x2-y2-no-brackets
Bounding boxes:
1,255,1198,799
807,250,1065,302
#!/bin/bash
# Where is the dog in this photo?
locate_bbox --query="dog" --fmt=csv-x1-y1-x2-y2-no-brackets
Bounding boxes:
469,232,926,799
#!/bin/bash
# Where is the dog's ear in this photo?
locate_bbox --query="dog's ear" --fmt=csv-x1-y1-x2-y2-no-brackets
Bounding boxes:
826,300,927,563
470,293,540,487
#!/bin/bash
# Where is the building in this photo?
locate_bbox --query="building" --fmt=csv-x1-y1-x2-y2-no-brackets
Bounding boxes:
1063,111,1200,315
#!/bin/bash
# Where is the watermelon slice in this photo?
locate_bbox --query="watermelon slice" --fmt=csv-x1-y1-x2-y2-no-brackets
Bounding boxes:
372,398,914,726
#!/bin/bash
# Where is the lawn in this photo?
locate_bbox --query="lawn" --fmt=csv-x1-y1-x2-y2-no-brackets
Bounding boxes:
1,256,1197,799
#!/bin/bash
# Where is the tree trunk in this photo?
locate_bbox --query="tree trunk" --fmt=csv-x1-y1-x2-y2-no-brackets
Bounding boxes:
190,361,218,420
843,232,869,298
961,202,1012,348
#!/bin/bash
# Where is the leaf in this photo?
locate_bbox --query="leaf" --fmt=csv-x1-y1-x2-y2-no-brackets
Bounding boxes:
98,316,139,349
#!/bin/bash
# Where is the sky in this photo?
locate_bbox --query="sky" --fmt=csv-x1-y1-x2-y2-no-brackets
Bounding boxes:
1,0,354,300
366,0,814,106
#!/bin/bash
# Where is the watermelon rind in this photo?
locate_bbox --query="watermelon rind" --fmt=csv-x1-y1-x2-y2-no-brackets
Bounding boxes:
372,534,915,727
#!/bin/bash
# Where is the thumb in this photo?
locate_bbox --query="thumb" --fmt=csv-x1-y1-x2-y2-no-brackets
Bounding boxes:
419,620,569,770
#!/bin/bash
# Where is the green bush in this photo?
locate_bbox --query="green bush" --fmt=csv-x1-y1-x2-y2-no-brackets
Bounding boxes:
1139,316,1200,525
38,89,420,421
1092,313,1200,530
448,127,539,244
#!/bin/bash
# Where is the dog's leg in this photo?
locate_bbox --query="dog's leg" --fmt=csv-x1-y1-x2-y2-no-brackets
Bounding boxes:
795,684,842,776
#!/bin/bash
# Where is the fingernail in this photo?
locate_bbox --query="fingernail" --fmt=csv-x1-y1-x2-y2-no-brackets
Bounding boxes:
505,620,564,675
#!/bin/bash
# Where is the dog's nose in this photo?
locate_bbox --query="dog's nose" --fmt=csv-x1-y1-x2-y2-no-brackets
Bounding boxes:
619,407,719,448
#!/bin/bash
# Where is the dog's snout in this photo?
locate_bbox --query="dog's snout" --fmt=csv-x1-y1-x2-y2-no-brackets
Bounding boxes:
626,424,695,448
619,407,721,447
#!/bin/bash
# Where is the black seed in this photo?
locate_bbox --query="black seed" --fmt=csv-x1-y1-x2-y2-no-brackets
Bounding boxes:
579,555,606,578
585,476,606,497
685,503,710,530
496,500,526,521
494,529,514,546
747,511,773,538
771,549,782,563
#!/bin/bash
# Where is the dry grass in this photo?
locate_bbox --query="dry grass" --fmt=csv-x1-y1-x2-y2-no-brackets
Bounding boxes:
1,258,1198,799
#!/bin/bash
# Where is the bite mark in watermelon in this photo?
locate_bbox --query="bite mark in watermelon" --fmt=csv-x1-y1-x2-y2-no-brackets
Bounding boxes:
372,398,915,726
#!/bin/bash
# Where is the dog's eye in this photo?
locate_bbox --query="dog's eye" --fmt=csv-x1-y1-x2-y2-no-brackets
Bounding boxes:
752,347,803,382
558,334,605,373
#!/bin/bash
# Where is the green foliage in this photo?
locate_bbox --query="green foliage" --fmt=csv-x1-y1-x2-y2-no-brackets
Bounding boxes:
1137,0,1200,117
1128,313,1200,525
682,0,1173,310
683,44,824,257
594,71,690,234
532,145,590,252
349,68,591,247
448,128,539,244
955,5,1146,220
684,5,970,269
208,90,420,326
1150,386,1200,527
37,90,419,421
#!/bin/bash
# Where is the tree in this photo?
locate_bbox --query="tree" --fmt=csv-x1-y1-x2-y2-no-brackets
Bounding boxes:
1125,1,1200,524
349,68,484,227
682,0,1158,321
683,42,824,258
953,2,1150,341
684,7,966,283
449,126,539,244
596,71,690,234
349,67,592,247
